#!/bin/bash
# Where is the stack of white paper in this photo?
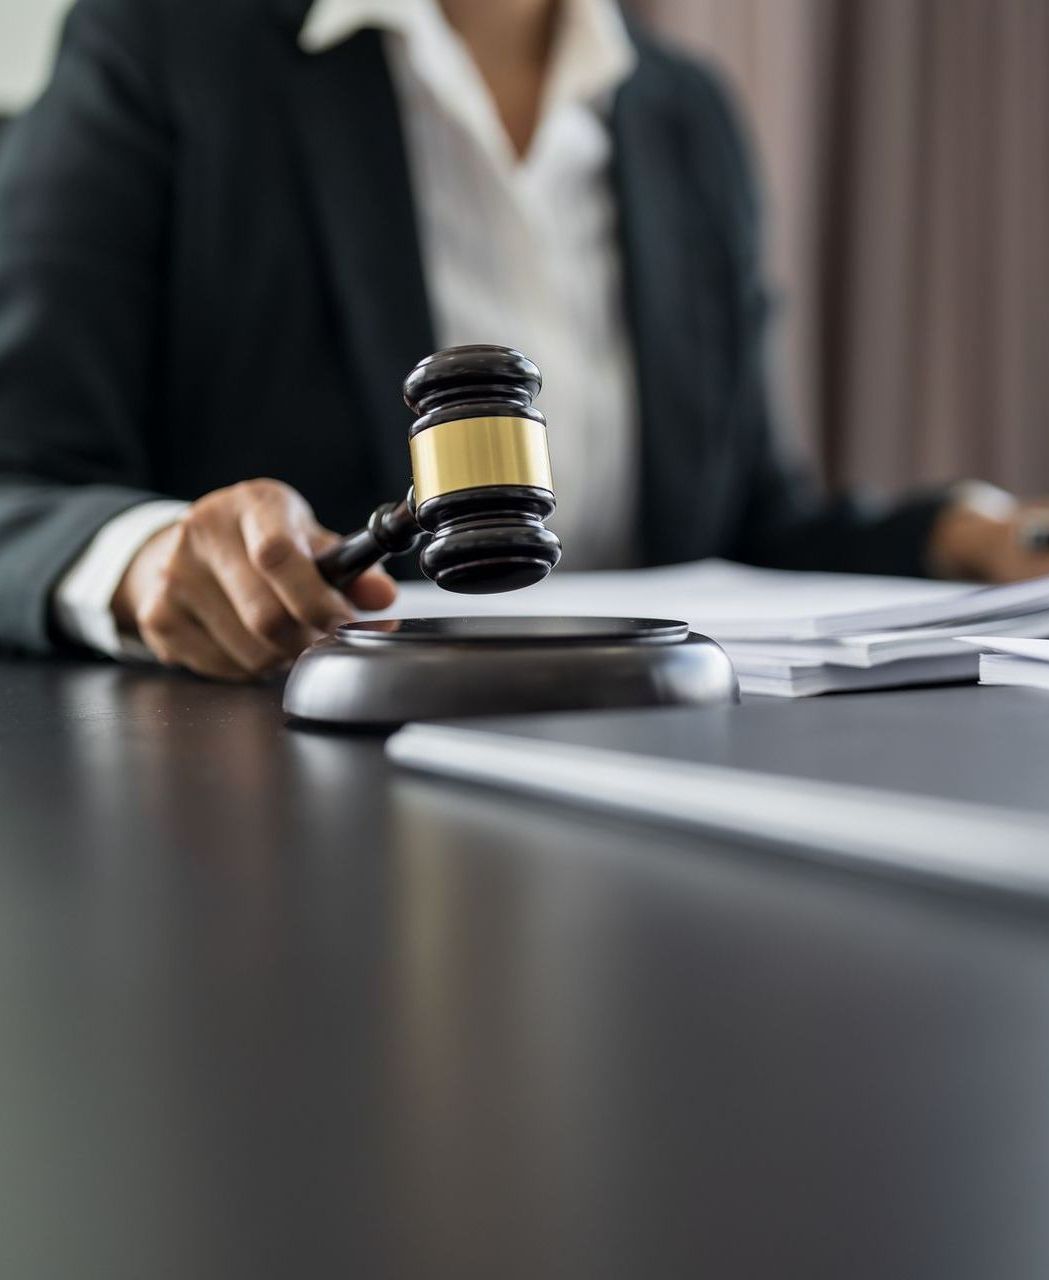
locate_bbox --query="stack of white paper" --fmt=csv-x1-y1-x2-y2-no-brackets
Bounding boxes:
386,560,1049,697
959,637,1049,692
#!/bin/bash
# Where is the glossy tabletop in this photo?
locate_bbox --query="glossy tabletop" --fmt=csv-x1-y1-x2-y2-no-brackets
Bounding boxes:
1,657,1049,1279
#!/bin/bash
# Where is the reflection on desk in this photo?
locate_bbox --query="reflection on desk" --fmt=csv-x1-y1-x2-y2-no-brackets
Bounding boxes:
1,659,1049,1278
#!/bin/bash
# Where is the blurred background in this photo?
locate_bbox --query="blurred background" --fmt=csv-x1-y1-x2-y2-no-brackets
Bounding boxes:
2,0,1046,495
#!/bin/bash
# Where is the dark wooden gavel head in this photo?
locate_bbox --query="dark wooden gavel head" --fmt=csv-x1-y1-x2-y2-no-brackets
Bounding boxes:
317,345,563,595
404,345,562,593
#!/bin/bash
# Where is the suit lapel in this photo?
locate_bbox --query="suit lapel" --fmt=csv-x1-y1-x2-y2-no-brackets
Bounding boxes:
280,16,731,561
613,51,732,566
284,26,435,500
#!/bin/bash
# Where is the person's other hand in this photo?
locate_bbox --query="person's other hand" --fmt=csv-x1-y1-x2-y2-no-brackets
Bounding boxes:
112,479,397,680
929,485,1049,583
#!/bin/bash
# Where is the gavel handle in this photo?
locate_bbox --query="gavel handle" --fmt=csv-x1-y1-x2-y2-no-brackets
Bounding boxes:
315,497,425,592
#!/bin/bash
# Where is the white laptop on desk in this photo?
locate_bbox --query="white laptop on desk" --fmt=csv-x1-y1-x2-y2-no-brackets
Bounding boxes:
386,701,1049,903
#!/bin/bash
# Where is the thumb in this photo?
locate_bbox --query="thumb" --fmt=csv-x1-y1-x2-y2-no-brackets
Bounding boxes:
348,566,398,612
307,524,398,609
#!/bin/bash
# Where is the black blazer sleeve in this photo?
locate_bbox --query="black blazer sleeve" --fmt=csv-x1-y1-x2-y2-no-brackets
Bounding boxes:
699,69,951,577
0,0,170,652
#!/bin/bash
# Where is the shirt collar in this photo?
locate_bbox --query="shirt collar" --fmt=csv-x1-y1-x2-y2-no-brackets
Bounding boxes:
298,0,637,109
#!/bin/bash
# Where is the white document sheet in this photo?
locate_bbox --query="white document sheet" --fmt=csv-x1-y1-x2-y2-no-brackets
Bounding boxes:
977,656,1049,691
957,637,1049,692
958,636,1049,661
387,560,1049,642
731,651,978,697
729,610,1049,668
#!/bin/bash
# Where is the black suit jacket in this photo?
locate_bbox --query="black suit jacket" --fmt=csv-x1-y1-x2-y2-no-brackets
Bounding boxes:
0,0,946,652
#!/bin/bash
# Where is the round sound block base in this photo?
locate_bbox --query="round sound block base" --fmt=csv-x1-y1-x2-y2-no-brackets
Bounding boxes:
283,616,738,728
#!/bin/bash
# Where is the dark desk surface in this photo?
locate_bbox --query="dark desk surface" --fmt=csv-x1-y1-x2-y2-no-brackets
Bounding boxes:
2,658,1049,1279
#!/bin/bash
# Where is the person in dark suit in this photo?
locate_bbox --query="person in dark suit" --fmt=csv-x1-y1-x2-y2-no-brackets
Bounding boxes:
0,0,1045,680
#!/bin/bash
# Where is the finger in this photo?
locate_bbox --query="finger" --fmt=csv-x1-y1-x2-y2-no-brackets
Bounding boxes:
347,567,398,612
310,527,397,611
239,501,358,633
173,569,293,674
138,599,251,682
204,544,321,655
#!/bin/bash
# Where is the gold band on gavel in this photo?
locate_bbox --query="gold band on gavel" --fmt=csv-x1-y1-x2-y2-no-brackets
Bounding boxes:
409,416,554,506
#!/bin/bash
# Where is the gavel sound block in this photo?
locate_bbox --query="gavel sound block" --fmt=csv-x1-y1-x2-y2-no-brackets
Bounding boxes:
283,345,738,727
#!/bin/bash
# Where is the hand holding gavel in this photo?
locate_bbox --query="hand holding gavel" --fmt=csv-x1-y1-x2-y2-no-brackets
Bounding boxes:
113,345,561,680
112,479,397,681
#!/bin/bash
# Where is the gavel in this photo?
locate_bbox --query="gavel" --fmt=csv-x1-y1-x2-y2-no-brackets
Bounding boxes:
286,342,740,727
316,345,562,594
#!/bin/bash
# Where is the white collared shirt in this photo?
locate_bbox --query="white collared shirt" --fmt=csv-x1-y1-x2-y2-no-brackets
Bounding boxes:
55,0,641,657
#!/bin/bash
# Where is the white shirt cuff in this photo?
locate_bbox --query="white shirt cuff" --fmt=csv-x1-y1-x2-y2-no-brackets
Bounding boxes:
52,499,189,660
951,481,1018,520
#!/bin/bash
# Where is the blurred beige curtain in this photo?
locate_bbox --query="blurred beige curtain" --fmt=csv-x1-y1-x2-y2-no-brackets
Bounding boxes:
634,0,1049,496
